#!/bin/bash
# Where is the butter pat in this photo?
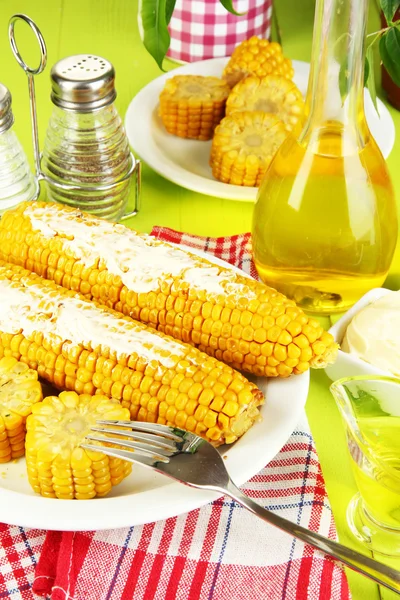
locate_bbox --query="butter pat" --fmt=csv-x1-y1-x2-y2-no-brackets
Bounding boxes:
342,292,400,376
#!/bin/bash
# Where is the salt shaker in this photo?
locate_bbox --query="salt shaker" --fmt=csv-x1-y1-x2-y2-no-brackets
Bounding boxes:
0,83,38,215
41,55,139,221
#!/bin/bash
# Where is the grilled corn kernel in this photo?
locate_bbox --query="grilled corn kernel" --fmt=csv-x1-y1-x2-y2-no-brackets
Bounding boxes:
0,356,42,462
226,75,305,133
210,111,288,187
159,75,230,141
25,391,132,499
0,202,339,378
223,37,294,88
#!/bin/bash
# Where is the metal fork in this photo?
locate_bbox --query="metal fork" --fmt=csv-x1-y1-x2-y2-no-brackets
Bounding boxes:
82,421,400,594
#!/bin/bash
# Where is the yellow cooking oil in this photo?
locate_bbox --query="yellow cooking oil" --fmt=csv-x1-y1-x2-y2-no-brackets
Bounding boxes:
350,416,400,529
252,122,397,314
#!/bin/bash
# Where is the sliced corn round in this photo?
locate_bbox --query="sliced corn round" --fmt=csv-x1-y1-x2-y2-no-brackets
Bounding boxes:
226,75,305,133
0,356,42,463
159,75,230,140
210,111,288,187
25,391,132,499
222,37,294,88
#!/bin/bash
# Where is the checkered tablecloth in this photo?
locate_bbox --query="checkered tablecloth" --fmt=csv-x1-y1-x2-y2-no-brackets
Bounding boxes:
167,0,272,63
0,228,350,600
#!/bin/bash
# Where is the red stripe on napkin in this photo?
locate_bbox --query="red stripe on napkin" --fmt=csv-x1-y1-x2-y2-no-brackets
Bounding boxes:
0,226,351,600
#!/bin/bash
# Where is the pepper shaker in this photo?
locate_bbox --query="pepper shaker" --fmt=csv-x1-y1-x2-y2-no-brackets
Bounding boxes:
0,83,38,215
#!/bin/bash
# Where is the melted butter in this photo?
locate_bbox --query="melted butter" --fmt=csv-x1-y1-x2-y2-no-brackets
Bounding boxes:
24,204,256,298
0,278,185,368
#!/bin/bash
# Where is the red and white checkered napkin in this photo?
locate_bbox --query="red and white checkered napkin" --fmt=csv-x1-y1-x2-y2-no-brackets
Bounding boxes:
0,229,350,600
167,0,272,63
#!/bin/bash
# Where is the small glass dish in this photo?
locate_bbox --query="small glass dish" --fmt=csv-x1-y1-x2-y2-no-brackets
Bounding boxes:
331,375,400,556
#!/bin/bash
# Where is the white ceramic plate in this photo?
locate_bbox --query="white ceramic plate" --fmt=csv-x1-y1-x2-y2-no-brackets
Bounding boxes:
325,288,393,382
125,57,395,201
0,248,309,531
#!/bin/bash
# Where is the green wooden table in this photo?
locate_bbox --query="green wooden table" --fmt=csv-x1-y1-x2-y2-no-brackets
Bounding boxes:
0,0,399,598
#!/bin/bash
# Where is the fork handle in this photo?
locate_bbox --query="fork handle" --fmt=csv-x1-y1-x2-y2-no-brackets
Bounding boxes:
223,480,400,594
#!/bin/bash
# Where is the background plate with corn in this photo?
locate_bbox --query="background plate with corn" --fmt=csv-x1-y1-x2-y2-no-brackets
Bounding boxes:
125,57,395,201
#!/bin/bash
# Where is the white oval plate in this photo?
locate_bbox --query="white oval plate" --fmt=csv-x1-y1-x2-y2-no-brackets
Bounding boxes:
125,57,395,202
0,248,309,531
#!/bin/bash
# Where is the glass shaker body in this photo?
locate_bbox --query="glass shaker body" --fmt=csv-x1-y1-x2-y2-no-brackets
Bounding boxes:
0,128,37,215
42,104,132,222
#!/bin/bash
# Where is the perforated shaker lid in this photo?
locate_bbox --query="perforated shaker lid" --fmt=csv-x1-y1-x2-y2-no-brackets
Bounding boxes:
50,54,116,112
0,84,14,133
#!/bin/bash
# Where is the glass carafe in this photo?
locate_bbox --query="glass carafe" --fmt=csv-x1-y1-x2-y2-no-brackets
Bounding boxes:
331,376,400,556
252,0,398,315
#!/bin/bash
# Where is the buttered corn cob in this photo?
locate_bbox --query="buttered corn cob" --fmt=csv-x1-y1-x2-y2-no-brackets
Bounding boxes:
0,356,42,462
159,75,230,140
223,37,294,88
0,202,338,378
210,112,288,187
226,75,305,134
26,391,132,499
0,261,263,445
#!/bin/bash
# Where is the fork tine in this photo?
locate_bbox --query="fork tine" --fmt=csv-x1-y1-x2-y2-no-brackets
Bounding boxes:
96,420,184,442
89,427,178,451
85,435,172,462
81,444,160,468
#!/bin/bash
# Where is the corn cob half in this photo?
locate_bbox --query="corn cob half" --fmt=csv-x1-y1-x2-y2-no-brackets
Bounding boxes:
26,391,132,499
0,356,42,462
159,75,230,140
223,37,294,88
226,75,305,134
0,261,263,446
0,202,338,377
210,112,288,187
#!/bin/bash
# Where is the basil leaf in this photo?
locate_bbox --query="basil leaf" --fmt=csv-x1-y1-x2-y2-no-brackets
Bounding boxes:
380,28,400,87
138,0,170,70
366,46,379,114
218,0,245,17
380,0,400,24
165,0,176,25
339,60,349,102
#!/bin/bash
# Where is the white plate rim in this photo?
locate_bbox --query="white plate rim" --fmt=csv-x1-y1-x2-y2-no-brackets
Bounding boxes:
0,246,309,531
125,57,395,202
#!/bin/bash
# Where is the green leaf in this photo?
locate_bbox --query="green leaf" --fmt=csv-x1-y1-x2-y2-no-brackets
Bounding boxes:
379,27,400,87
165,0,176,25
364,56,370,86
138,0,170,70
380,0,400,23
218,0,245,17
366,46,379,114
339,60,349,102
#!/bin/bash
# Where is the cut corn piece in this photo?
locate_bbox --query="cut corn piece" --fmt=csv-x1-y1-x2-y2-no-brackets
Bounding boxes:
0,262,264,446
25,391,131,499
0,202,339,377
210,111,288,187
222,37,294,88
159,75,230,140
226,75,305,133
0,356,42,463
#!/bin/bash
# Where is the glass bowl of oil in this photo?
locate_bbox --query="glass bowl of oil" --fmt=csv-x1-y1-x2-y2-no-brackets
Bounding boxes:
331,375,400,556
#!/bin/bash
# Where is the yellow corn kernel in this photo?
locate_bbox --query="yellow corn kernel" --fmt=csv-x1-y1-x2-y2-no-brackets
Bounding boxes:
26,391,131,499
159,75,230,141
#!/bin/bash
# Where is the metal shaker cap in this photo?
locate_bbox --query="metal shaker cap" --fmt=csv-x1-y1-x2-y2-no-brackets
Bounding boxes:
50,54,116,112
0,84,14,133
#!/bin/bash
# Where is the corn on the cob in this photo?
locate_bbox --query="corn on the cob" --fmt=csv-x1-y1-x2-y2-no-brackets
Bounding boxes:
0,202,338,377
0,356,42,463
226,75,305,134
25,391,132,499
223,37,294,88
0,261,263,445
210,112,288,187
159,75,230,140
